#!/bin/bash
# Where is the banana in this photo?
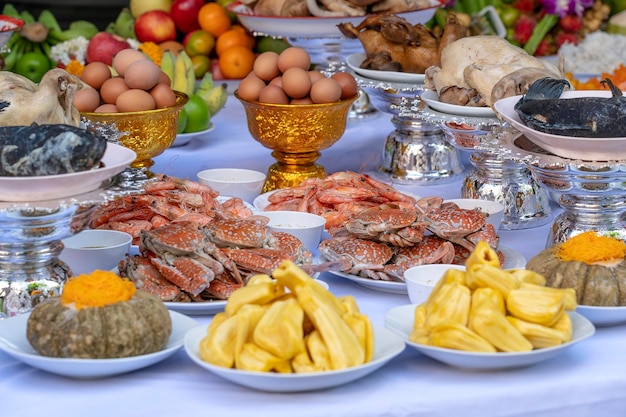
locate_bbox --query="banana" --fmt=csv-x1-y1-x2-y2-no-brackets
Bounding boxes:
160,51,176,84
37,9,62,33
2,4,21,18
198,81,228,116
20,10,36,24
106,8,136,40
172,51,196,96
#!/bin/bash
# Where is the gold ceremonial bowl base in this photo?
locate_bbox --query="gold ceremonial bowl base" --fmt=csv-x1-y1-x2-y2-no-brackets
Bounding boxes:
81,92,188,173
236,92,357,192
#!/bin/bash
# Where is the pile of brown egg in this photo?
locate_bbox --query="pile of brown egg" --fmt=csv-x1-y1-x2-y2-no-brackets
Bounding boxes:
236,46,358,104
73,49,177,113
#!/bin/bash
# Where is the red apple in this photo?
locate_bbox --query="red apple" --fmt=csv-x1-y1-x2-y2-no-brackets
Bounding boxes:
170,0,205,34
134,10,177,43
85,32,131,66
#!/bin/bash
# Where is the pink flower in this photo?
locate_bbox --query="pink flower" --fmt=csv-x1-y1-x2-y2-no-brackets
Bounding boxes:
540,0,594,17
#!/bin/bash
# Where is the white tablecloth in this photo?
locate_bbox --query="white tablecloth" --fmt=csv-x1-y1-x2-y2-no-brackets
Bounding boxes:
3,95,625,417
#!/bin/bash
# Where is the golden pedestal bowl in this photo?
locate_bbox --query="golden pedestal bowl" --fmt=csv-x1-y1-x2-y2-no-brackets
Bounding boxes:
236,92,357,192
81,92,188,173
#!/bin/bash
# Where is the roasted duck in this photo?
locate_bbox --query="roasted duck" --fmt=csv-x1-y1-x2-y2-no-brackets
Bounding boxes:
514,77,626,138
337,12,468,74
0,123,106,176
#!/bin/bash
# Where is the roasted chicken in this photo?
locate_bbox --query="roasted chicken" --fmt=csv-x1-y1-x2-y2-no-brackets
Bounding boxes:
424,35,566,108
0,68,82,127
338,12,468,74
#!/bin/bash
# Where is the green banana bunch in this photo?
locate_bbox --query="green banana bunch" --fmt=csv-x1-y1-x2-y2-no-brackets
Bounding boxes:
196,73,228,117
1,5,54,71
105,8,136,40
164,50,197,97
47,20,99,43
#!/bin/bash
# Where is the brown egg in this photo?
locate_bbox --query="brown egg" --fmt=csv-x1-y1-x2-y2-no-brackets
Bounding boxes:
253,51,280,82
258,85,289,104
124,59,161,90
80,62,111,89
112,49,146,77
100,77,129,104
308,70,325,84
331,72,358,100
277,47,311,73
269,76,282,88
73,88,101,112
94,103,119,113
310,77,342,104
237,73,266,102
281,67,311,99
158,71,171,86
150,83,177,108
116,89,156,112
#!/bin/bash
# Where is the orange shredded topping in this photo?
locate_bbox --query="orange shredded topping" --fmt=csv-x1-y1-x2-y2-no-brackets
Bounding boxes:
139,42,163,66
61,270,136,309
567,64,626,91
558,231,626,264
65,59,85,77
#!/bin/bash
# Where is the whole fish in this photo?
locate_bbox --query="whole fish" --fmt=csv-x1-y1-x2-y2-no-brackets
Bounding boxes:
0,123,107,177
514,77,626,137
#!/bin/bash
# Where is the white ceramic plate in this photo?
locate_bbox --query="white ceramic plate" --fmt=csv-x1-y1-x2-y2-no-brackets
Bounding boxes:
494,91,626,161
421,90,496,118
0,311,198,379
323,246,525,295
228,0,441,38
253,190,277,211
346,53,425,83
575,305,626,327
184,323,405,392
0,142,135,202
172,123,214,147
385,304,595,370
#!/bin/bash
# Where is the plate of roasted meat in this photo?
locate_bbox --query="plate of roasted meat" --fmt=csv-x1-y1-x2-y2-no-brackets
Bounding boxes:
495,77,626,161
228,0,441,38
346,53,425,83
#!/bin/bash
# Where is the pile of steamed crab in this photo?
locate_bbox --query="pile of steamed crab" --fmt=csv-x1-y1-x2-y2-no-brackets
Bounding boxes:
265,171,503,282
90,174,315,302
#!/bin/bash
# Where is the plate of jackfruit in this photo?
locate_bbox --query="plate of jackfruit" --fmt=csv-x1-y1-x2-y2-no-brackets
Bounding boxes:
385,304,595,371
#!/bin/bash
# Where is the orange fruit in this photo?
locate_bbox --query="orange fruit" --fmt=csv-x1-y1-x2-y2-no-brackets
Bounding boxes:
198,3,232,38
230,25,256,49
158,40,185,56
216,28,255,56
191,54,212,78
184,29,215,57
218,45,255,79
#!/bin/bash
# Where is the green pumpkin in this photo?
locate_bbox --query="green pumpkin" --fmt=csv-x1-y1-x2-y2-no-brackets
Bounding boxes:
526,245,626,307
27,291,172,358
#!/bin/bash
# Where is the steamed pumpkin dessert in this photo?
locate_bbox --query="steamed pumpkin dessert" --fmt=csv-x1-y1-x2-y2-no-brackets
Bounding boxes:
26,270,172,359
526,231,626,307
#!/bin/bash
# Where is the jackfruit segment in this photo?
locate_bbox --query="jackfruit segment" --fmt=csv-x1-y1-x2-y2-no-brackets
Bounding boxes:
470,287,506,316
506,316,569,349
426,268,466,305
199,260,373,373
469,300,533,352
466,263,520,296
428,320,496,353
465,240,501,269
425,282,471,329
506,286,565,326
508,269,547,286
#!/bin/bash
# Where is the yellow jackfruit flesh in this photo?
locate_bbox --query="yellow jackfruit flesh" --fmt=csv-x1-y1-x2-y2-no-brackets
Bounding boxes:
465,240,501,269
470,287,506,316
225,280,278,316
506,285,565,326
469,300,533,352
425,282,471,329
305,330,331,371
237,342,290,372
428,319,496,352
199,313,239,367
466,263,520,296
252,297,305,360
506,316,565,349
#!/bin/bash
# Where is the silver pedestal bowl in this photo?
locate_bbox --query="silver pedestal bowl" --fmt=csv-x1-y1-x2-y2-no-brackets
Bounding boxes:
495,133,626,247
357,76,464,185
400,98,553,230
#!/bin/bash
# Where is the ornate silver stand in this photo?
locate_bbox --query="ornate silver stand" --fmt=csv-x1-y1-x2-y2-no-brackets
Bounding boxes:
0,177,133,318
358,77,464,185
401,99,552,230
495,134,626,247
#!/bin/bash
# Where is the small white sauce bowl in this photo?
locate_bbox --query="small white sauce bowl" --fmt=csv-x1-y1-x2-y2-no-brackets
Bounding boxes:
60,229,133,276
444,198,505,230
260,211,326,252
404,264,466,305
197,168,266,203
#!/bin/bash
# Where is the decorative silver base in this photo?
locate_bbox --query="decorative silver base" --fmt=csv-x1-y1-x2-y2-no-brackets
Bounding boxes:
378,116,464,185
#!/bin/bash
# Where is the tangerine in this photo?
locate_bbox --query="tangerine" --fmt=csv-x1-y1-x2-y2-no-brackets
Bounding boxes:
198,3,232,38
216,28,255,56
230,25,256,49
218,45,255,79
184,29,215,57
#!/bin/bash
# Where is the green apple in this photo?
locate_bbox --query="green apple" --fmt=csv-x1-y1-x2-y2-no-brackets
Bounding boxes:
130,0,173,18
14,52,52,83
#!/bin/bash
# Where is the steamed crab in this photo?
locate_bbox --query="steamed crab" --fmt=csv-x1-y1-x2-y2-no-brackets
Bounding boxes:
119,217,314,301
